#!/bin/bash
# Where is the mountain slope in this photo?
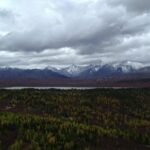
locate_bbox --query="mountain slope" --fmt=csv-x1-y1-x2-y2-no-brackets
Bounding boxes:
1,61,150,80
59,64,88,77
0,68,67,80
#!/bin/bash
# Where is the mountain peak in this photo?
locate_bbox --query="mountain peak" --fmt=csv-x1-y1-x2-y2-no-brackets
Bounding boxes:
1,61,150,79
61,64,82,77
45,66,59,72
69,64,79,69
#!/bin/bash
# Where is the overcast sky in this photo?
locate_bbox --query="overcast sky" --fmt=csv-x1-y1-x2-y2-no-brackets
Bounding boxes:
0,0,150,68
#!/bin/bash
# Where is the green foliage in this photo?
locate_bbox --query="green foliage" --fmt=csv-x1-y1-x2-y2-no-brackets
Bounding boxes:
0,88,150,149
9,140,23,150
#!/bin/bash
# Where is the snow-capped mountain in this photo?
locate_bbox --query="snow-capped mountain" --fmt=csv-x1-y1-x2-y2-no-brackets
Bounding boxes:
110,61,147,73
0,61,150,87
59,64,88,77
52,61,149,78
57,61,145,77
45,66,60,73
0,61,150,80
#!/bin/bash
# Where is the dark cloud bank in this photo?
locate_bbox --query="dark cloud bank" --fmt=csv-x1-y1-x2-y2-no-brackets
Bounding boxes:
0,0,150,68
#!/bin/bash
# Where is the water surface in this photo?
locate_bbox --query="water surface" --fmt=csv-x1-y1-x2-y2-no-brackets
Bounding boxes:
2,86,130,90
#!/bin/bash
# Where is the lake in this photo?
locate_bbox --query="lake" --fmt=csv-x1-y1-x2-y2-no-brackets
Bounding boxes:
2,86,131,90
2,87,98,90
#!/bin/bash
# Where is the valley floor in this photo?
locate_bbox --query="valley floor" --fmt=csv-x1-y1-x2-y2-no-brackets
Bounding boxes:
0,88,150,150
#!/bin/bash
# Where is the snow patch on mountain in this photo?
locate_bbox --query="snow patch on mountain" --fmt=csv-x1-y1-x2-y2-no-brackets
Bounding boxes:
110,61,146,73
60,64,88,77
11,60,149,78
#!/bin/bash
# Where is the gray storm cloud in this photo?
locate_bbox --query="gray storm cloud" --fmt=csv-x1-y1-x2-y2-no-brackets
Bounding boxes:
0,0,150,68
109,0,150,13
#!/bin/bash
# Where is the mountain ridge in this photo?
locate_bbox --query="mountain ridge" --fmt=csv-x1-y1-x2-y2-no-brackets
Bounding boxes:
48,61,150,78
0,61,150,81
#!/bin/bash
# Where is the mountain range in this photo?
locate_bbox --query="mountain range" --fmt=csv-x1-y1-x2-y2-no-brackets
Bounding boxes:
0,61,150,87
47,61,150,78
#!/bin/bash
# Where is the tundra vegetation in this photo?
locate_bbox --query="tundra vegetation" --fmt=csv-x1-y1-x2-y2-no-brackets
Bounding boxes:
0,88,150,150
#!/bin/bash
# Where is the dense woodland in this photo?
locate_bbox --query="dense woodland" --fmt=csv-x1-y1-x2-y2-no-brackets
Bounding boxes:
0,88,150,150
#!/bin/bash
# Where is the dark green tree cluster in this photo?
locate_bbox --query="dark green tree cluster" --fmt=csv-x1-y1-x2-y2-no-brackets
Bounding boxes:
0,88,150,149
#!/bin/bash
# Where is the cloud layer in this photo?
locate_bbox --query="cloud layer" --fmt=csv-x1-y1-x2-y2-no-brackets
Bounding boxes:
0,0,150,68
